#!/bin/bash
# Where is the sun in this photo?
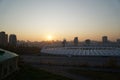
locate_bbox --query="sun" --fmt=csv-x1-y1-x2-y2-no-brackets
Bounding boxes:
47,35,53,40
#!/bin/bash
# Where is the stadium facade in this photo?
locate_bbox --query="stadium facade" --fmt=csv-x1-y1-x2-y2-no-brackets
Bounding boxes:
41,42,120,66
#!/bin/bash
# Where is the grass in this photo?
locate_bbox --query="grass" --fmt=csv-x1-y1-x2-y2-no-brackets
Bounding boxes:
5,64,72,80
68,68,120,80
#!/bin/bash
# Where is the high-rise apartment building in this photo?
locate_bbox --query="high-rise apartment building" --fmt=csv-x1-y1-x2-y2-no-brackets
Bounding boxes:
85,39,91,45
9,34,17,46
74,37,78,46
62,39,67,47
117,39,120,44
0,31,8,46
102,36,108,43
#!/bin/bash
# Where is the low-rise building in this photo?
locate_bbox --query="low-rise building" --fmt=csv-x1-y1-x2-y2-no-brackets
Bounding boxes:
0,48,18,80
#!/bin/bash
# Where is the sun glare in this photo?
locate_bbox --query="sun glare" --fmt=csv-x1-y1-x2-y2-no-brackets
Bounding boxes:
47,35,52,40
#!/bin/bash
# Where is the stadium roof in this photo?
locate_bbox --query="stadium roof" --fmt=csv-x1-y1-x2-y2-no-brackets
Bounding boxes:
0,48,18,62
41,47,120,56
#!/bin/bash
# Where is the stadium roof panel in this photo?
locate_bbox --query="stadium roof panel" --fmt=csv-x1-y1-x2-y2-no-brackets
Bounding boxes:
41,47,120,56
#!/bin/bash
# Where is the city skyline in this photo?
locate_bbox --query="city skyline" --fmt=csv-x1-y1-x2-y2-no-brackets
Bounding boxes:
0,31,120,43
0,0,120,41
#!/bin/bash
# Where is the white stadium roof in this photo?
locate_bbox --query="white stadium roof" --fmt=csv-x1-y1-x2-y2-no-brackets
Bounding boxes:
41,47,120,56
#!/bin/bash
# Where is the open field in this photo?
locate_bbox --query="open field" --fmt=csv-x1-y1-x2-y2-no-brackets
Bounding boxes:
21,55,120,67
3,64,72,80
68,68,120,80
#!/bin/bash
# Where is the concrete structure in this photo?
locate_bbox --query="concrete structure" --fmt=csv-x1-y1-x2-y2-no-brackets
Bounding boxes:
5,34,8,46
117,39,120,44
9,34,17,46
41,47,120,56
85,39,91,45
41,46,120,66
74,37,78,46
62,39,67,47
0,31,8,46
102,36,108,43
40,36,120,66
0,48,18,80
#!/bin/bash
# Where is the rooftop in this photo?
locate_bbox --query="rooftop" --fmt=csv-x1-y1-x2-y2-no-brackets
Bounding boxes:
0,48,18,62
41,47,120,56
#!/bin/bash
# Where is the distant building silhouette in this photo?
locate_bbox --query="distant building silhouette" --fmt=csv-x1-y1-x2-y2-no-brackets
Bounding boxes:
62,39,67,47
9,34,17,46
117,39,120,44
74,37,78,46
102,36,108,43
85,39,91,45
0,31,8,46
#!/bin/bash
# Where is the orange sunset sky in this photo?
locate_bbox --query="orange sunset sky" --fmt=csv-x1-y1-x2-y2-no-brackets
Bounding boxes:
0,0,120,41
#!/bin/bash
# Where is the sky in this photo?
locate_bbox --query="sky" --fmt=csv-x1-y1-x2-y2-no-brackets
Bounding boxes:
0,0,120,41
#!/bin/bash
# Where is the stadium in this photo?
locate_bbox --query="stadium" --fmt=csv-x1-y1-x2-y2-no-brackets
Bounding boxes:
41,45,120,66
41,47,120,57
